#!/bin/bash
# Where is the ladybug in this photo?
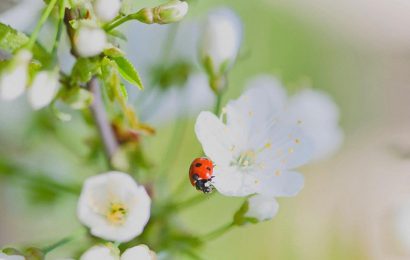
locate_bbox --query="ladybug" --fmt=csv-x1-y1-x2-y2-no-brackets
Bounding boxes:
189,157,214,193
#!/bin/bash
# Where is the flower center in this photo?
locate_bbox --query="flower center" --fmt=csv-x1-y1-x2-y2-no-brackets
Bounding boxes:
232,150,256,170
106,202,128,225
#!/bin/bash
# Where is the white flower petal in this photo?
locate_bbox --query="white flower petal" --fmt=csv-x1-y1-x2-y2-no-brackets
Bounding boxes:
256,171,304,197
80,245,118,260
121,245,156,260
200,8,242,71
287,89,343,160
0,252,25,260
76,26,107,57
195,111,236,166
28,70,59,109
212,166,259,197
245,195,279,222
94,0,121,22
77,171,151,242
0,50,32,101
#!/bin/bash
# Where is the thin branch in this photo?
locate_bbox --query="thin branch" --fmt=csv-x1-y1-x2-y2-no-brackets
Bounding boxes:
87,77,119,165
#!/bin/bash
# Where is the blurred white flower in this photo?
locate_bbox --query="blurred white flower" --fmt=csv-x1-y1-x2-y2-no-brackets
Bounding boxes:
80,245,117,260
80,244,156,260
245,194,279,222
392,203,410,253
195,85,312,197
124,21,214,125
75,25,107,57
200,8,242,74
246,75,343,161
122,245,157,260
0,252,24,260
27,69,60,110
93,0,121,22
0,49,32,101
77,171,151,242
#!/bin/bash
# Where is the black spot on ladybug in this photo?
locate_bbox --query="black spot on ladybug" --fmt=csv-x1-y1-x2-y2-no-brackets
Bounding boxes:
195,163,202,167
206,167,211,171
191,174,200,181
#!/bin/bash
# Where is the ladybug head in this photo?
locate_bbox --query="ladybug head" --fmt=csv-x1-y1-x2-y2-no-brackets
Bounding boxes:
192,174,214,194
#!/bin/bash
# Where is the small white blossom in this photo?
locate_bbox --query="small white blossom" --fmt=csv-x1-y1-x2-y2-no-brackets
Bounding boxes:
122,245,157,260
27,69,60,110
200,8,242,74
75,25,107,57
246,75,343,160
80,245,117,260
195,85,312,197
0,252,24,260
80,244,156,260
245,194,279,222
0,49,32,101
77,171,151,242
94,0,122,22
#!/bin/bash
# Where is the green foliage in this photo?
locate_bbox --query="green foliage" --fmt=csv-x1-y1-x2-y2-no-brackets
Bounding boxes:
111,56,144,89
0,23,51,65
233,200,258,225
151,61,193,90
71,57,101,84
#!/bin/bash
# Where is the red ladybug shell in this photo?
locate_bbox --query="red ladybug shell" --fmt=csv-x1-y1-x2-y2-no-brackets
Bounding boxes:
189,157,214,186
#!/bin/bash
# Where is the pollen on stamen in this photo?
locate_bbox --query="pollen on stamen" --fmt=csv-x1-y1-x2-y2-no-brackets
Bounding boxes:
295,138,301,144
275,170,281,176
288,148,294,153
281,159,287,164
248,111,253,117
297,120,303,125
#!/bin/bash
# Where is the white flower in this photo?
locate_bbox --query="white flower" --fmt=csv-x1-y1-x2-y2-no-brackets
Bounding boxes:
80,244,156,260
27,69,60,110
122,245,157,260
153,0,189,24
77,171,151,242
80,245,117,260
195,85,312,197
245,194,279,222
75,25,107,57
0,49,32,101
246,75,343,161
94,0,122,22
0,252,24,260
200,8,242,74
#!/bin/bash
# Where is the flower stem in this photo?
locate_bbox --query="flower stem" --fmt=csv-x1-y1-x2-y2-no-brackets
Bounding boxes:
43,229,85,254
27,0,59,50
104,12,143,32
202,221,235,241
214,92,223,115
87,77,119,167
51,0,66,58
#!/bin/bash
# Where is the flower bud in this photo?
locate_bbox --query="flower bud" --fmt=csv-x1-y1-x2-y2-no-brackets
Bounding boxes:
75,25,107,57
200,8,242,76
244,195,279,222
93,0,122,22
0,49,32,101
154,0,188,24
135,0,188,25
28,68,60,110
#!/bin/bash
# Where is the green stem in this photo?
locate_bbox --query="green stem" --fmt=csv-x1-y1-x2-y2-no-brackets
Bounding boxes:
202,221,235,241
104,12,143,32
214,92,223,115
51,0,65,58
43,230,85,254
27,0,59,50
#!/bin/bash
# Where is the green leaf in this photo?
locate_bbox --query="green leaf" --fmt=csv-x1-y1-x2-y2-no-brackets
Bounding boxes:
71,57,101,84
0,23,51,65
111,56,144,89
119,83,128,100
61,87,94,110
101,57,120,101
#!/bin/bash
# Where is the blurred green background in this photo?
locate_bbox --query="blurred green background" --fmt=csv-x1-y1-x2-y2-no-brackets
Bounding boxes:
1,0,410,259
